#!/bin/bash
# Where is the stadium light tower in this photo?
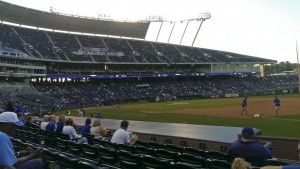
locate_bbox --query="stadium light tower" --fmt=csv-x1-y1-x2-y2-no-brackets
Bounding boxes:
192,12,211,46
146,16,164,42
179,12,211,45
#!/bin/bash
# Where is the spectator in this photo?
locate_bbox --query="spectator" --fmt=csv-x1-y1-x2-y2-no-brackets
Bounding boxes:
5,101,15,112
231,157,251,169
55,115,66,133
111,120,138,145
80,118,91,134
229,127,273,160
46,115,56,132
63,118,88,144
0,111,43,169
14,101,25,115
24,116,39,128
40,115,49,130
90,119,107,138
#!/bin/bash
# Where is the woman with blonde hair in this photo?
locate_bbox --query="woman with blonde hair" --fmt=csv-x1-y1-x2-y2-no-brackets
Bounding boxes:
231,157,251,169
90,119,107,138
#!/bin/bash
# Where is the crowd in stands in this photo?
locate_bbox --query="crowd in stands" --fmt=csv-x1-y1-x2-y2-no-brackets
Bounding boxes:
0,75,298,115
31,75,299,109
0,24,272,63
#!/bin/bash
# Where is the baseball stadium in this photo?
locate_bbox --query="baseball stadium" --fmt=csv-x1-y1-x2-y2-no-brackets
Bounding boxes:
0,0,300,169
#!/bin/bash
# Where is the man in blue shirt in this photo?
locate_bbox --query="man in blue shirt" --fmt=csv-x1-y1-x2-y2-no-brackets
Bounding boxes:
229,127,273,161
0,111,43,169
240,96,249,116
274,96,280,117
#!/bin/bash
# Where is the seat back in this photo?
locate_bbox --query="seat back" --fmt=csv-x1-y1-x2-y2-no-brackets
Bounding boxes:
78,161,101,169
205,150,229,161
81,144,99,160
164,144,183,153
134,145,155,156
117,143,134,152
98,146,118,166
141,155,171,169
170,162,200,169
183,147,206,157
58,153,80,169
178,153,206,167
206,159,231,169
117,150,142,169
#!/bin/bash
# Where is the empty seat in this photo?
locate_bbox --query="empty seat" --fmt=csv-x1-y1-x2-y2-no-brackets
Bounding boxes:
154,149,179,162
134,145,155,156
58,153,80,169
205,150,229,161
42,148,59,169
98,146,118,166
170,162,201,169
178,153,206,167
141,155,171,169
117,143,134,152
164,144,183,153
117,150,142,169
183,147,206,157
78,161,101,169
81,144,99,160
206,159,231,169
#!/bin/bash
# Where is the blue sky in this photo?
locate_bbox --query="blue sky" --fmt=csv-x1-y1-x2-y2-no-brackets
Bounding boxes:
3,0,300,63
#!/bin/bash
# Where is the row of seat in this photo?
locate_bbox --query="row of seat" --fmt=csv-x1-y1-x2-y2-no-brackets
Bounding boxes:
14,126,291,168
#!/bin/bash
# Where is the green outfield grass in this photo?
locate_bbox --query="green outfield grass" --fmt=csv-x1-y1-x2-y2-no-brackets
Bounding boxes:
55,94,300,139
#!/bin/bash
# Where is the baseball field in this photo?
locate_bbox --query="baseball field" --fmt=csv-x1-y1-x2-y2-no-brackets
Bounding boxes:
56,94,300,139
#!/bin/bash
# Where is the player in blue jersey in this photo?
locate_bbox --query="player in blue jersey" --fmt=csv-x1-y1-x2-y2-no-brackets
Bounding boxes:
240,96,249,116
274,96,280,116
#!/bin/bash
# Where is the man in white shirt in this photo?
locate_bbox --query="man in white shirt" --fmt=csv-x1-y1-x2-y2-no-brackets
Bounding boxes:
62,118,88,144
111,120,138,145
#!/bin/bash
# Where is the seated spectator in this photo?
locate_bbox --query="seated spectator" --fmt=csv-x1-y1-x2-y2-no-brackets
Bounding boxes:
46,115,56,132
55,115,66,133
63,118,88,144
40,115,49,130
24,116,39,128
90,119,107,138
80,118,92,134
229,127,273,160
111,120,138,145
231,157,251,169
0,111,43,169
5,101,15,112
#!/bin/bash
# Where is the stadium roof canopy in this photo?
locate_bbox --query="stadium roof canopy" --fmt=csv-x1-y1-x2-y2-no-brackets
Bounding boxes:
0,0,150,39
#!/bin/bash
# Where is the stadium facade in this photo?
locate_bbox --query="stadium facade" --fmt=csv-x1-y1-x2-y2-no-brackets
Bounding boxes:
0,0,276,82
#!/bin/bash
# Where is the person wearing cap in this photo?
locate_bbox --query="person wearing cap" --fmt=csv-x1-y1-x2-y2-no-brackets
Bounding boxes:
0,111,43,169
240,96,249,116
111,120,138,145
274,96,280,117
229,127,273,161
